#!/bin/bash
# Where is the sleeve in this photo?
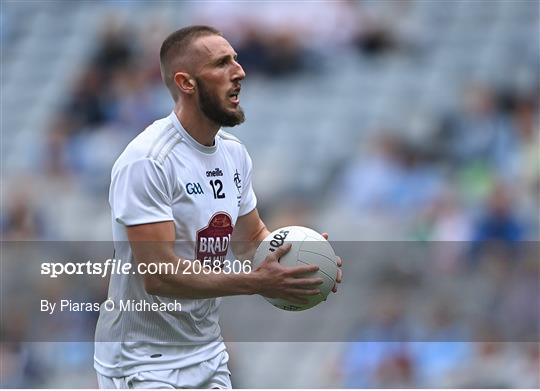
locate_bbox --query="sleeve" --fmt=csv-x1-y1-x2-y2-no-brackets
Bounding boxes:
110,158,174,226
238,147,257,216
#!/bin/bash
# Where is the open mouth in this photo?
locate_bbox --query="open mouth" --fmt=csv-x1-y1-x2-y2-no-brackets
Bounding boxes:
228,88,240,104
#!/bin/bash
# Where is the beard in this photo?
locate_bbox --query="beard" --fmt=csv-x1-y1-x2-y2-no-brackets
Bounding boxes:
196,77,245,127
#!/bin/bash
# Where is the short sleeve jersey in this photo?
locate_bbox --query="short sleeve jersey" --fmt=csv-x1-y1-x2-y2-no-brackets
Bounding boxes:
94,112,257,377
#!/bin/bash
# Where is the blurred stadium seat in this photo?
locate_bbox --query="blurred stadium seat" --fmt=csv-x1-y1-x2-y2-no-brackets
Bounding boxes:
1,0,538,388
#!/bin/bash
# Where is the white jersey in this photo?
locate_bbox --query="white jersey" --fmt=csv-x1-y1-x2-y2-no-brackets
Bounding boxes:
94,111,257,377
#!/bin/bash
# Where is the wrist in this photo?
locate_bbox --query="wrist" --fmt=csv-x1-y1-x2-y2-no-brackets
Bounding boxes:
242,270,262,295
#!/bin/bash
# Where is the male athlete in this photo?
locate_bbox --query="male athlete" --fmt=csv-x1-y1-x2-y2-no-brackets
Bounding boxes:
94,26,342,389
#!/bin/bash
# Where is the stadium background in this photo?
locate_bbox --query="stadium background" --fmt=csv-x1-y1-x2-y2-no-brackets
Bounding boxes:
1,0,539,388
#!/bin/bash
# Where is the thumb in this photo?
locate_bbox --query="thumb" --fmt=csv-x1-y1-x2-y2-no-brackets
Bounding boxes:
268,243,292,262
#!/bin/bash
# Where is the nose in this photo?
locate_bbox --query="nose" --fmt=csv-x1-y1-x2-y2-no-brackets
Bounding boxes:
232,60,246,81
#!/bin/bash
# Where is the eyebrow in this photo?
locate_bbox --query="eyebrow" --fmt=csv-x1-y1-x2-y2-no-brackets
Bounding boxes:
212,52,238,65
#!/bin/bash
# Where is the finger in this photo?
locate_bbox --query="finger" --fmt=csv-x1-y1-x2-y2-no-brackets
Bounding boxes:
288,288,320,296
336,268,342,283
286,263,319,276
336,256,342,267
268,243,292,262
332,284,337,293
322,232,329,240
289,278,324,287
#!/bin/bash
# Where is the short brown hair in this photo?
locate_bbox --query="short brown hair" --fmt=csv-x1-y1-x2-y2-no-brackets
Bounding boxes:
159,25,221,101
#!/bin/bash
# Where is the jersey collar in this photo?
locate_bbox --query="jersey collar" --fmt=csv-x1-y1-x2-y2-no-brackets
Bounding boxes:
168,111,219,155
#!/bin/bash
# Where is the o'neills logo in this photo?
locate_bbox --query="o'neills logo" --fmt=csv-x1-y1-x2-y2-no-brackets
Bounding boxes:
196,212,233,262
206,168,223,177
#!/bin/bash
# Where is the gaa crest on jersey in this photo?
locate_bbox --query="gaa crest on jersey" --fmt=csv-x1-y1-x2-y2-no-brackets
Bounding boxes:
233,169,242,192
233,169,242,207
196,212,233,263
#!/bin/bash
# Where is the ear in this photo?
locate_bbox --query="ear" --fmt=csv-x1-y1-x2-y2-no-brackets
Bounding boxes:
174,72,196,95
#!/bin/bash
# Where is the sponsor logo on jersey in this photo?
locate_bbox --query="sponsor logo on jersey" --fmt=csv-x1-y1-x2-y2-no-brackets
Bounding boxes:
196,212,234,263
186,182,204,195
206,168,223,177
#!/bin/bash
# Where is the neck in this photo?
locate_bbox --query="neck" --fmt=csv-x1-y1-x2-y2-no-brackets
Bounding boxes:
174,101,220,147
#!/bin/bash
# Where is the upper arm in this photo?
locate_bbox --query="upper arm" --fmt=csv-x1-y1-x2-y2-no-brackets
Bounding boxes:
127,221,176,295
127,220,175,242
233,208,269,242
111,157,176,261
111,158,174,227
111,157,179,295
232,208,270,259
127,221,176,264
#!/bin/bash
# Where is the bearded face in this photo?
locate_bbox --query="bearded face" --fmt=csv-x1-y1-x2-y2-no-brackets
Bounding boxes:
195,76,245,127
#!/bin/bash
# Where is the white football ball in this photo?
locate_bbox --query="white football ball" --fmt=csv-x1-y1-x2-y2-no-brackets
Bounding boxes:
253,226,338,311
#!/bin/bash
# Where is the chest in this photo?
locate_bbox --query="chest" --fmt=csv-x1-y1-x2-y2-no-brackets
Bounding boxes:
168,149,245,245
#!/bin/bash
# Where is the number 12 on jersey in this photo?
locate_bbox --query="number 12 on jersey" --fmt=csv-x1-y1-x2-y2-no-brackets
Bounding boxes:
210,179,225,199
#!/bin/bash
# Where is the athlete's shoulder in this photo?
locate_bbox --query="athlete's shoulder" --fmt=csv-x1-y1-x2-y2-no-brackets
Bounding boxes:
217,130,250,159
114,116,182,171
217,129,244,146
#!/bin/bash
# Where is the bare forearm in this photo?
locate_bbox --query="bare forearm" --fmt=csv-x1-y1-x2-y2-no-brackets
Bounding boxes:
127,216,275,300
150,228,271,299
126,219,328,305
145,256,261,299
232,224,271,261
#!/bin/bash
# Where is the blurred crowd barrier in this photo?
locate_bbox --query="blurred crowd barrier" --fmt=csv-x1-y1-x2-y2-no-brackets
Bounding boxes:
1,0,539,388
